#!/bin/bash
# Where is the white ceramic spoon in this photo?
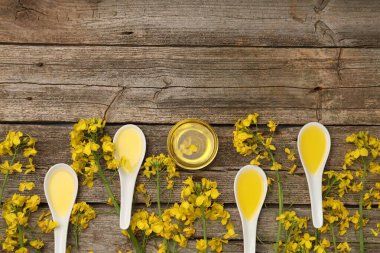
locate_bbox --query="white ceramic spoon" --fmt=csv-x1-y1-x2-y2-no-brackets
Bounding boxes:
44,163,78,253
113,124,146,229
297,122,331,228
234,165,268,253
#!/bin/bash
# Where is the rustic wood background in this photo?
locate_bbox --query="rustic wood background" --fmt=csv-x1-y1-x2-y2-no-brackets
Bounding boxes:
0,0,379,252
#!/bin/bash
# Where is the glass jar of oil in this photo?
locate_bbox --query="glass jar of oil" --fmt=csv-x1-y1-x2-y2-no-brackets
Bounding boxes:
167,119,218,170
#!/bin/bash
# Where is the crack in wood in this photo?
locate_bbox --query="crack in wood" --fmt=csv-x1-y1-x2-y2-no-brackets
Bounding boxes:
103,86,127,121
336,48,343,83
153,79,172,101
314,0,331,13
5,82,374,90
311,86,323,122
15,0,47,20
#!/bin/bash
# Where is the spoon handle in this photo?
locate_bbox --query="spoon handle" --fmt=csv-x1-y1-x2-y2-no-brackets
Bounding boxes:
243,219,258,253
54,222,69,253
308,175,323,228
119,172,137,229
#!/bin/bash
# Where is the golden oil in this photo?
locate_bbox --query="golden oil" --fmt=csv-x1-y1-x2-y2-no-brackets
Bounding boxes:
167,119,218,170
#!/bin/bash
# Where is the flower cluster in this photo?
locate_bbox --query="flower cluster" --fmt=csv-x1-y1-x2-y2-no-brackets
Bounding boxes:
276,211,316,252
142,153,179,191
0,130,44,252
319,131,380,252
0,130,38,203
136,154,180,208
70,202,97,230
70,202,97,249
343,131,379,252
320,197,353,235
131,154,236,253
233,114,296,173
2,193,44,252
275,207,356,253
343,131,380,170
129,209,186,252
70,118,119,188
0,130,37,167
179,177,237,252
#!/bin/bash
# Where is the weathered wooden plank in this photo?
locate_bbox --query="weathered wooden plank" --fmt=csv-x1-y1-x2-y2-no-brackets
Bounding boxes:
0,124,379,206
1,206,378,252
0,46,379,124
0,0,379,47
0,83,318,124
2,46,377,90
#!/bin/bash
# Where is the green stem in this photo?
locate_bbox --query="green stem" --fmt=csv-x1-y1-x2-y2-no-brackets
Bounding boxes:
0,171,9,204
323,177,338,198
266,147,283,253
95,157,142,253
359,158,367,253
127,229,142,253
24,225,42,252
281,227,290,253
156,170,162,215
329,224,338,253
18,224,24,248
155,169,170,250
96,160,120,214
0,150,18,204
275,170,284,247
314,229,320,242
200,206,209,253
74,225,79,250
142,234,148,251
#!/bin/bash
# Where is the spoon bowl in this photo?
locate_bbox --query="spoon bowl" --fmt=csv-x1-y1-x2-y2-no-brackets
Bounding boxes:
44,163,78,253
234,165,267,253
113,124,146,230
297,122,331,228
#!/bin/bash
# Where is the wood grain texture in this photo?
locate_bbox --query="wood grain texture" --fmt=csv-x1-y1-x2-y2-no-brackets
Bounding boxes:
0,46,379,124
1,0,380,251
0,0,379,47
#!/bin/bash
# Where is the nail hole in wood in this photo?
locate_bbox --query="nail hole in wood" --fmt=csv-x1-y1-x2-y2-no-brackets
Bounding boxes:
121,31,134,35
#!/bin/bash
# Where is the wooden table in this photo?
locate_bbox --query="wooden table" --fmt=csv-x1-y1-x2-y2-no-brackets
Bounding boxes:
0,0,379,252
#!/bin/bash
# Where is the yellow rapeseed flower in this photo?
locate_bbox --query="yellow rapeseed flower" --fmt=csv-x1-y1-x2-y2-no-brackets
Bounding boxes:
70,202,96,230
18,182,35,192
300,233,316,249
267,120,278,132
38,211,59,233
337,242,351,252
196,239,207,252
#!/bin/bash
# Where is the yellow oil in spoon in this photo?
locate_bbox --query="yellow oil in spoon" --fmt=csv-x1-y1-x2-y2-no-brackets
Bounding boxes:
47,169,76,217
236,169,264,220
299,125,328,174
115,127,144,173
